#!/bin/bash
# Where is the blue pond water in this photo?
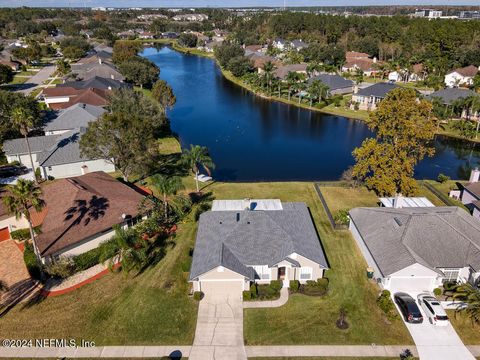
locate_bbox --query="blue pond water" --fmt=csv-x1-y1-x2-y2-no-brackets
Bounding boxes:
142,46,480,182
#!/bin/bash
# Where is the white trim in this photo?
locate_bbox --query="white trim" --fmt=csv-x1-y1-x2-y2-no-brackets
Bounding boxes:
198,279,245,282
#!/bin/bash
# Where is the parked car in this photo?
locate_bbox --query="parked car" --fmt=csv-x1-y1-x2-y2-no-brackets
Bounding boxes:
417,293,449,326
394,292,423,323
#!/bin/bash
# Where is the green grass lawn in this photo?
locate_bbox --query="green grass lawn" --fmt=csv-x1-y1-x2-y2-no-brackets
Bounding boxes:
0,217,199,345
321,96,370,121
320,186,378,214
239,182,413,345
249,358,407,360
159,136,181,155
447,310,480,345
437,121,480,144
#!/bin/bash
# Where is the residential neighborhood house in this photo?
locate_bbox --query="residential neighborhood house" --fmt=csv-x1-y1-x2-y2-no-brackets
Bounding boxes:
350,82,400,111
444,65,479,88
189,199,328,294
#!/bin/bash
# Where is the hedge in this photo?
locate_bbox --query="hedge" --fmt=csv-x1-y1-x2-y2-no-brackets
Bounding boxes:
72,238,118,271
23,242,41,280
11,226,41,241
377,290,397,321
289,280,300,292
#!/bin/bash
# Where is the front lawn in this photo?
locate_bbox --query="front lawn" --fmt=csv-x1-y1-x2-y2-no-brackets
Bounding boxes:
0,219,199,345
447,310,480,345
241,182,413,345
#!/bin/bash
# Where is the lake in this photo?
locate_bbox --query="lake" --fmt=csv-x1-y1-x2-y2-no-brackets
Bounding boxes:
141,46,480,182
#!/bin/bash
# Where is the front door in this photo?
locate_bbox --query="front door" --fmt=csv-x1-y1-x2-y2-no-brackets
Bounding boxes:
278,267,286,280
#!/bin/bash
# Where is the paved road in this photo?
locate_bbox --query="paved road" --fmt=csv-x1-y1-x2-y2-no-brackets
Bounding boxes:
190,285,246,360
18,65,56,95
392,291,475,360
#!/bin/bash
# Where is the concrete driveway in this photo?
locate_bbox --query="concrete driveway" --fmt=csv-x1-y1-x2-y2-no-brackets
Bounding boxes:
18,65,56,95
190,284,246,360
392,290,475,360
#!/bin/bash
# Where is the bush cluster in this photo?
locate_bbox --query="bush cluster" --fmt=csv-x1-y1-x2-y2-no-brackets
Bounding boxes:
244,281,282,301
303,278,329,296
11,226,41,241
376,290,398,321
289,280,300,292
45,257,76,279
23,242,41,280
437,173,451,183
433,288,442,297
193,291,204,301
72,239,119,271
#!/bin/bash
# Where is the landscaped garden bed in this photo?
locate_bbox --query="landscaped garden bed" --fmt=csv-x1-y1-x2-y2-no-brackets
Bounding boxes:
244,280,282,301
289,279,329,297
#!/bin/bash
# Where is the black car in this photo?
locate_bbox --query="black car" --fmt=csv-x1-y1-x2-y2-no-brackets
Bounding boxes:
394,292,424,323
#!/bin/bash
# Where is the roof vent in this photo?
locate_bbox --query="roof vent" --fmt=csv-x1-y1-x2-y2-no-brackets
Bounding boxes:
394,217,403,227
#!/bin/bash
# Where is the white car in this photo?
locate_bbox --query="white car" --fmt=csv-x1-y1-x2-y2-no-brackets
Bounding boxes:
417,293,449,326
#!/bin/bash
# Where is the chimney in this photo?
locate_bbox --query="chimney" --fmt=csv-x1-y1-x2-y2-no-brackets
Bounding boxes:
243,198,251,210
469,168,480,183
393,193,403,209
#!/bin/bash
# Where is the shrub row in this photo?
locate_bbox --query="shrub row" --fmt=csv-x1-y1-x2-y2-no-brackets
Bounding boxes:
23,242,41,280
377,290,398,321
244,280,283,301
11,226,41,241
72,239,118,271
289,278,329,296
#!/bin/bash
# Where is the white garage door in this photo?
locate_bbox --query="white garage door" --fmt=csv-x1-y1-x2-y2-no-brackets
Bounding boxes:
199,280,244,297
389,277,435,292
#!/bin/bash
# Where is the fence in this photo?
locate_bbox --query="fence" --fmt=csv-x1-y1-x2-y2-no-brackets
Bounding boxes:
314,183,348,231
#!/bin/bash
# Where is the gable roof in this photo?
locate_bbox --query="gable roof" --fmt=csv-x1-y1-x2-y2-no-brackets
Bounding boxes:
59,77,125,90
346,51,370,60
426,88,479,105
356,82,400,98
44,103,106,132
343,58,379,72
45,88,110,110
465,182,480,199
274,63,308,79
190,202,328,280
36,130,87,167
449,65,479,78
349,206,480,276
308,74,354,91
3,135,60,155
74,62,123,81
34,171,144,257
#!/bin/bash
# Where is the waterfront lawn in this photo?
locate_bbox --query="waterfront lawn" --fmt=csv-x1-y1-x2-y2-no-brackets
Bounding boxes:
0,220,199,345
321,95,370,121
437,121,480,144
319,185,378,215
241,182,413,345
447,310,480,345
158,136,181,155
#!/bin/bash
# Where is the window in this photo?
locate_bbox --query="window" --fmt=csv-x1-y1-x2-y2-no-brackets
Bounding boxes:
299,267,312,280
253,265,270,280
442,269,460,282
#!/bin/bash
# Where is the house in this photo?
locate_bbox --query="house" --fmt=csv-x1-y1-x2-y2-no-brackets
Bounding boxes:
272,38,288,51
161,32,179,39
290,40,308,51
351,82,400,111
73,62,123,82
247,53,281,73
342,51,381,77
93,44,113,54
3,130,115,180
244,45,264,56
308,74,354,95
274,63,308,80
31,171,144,263
189,199,328,294
43,103,106,135
0,59,20,71
138,31,155,40
41,87,110,110
349,206,480,292
0,190,30,241
117,30,136,39
459,168,480,220
444,65,479,88
71,51,113,71
58,76,127,91
414,9,442,18
426,88,480,119
202,40,223,53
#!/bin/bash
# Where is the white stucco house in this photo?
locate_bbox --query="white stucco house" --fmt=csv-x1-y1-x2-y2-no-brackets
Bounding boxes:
444,65,479,88
189,199,328,294
349,206,480,292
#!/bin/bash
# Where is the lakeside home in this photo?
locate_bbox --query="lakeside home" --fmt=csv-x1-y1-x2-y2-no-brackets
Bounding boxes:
351,82,400,111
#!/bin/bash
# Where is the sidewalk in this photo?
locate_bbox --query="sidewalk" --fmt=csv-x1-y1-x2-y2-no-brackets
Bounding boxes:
0,345,424,358
243,287,289,308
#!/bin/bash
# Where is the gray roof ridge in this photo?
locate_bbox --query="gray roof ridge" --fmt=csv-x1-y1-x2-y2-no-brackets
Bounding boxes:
262,210,297,265
434,208,480,253
397,213,423,266
38,130,80,166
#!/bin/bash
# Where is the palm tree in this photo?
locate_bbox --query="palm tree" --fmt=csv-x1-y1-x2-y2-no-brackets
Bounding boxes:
453,283,480,324
181,145,215,193
307,80,330,106
285,71,300,101
262,61,276,94
3,179,44,261
11,107,38,183
101,225,146,274
150,174,185,220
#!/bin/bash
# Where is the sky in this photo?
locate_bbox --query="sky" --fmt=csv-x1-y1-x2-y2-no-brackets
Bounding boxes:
2,0,480,7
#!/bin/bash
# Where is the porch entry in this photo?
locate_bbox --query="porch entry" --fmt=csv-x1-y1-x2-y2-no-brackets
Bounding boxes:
278,266,286,280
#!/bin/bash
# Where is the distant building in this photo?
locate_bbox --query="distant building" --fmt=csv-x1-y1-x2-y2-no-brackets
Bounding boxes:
414,9,442,19
172,13,208,22
351,82,400,111
459,11,480,20
342,51,381,77
137,14,168,21
444,65,479,88
308,74,354,95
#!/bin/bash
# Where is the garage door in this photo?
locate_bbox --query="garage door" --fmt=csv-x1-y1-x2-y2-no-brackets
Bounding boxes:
0,227,10,242
389,277,435,293
199,280,244,297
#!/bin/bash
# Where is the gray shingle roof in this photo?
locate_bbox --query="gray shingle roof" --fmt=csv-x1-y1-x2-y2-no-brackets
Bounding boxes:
3,135,60,155
308,74,354,91
349,206,480,276
59,77,126,90
356,82,400,98
44,103,105,132
74,62,123,81
37,130,88,167
190,202,328,280
426,88,479,105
